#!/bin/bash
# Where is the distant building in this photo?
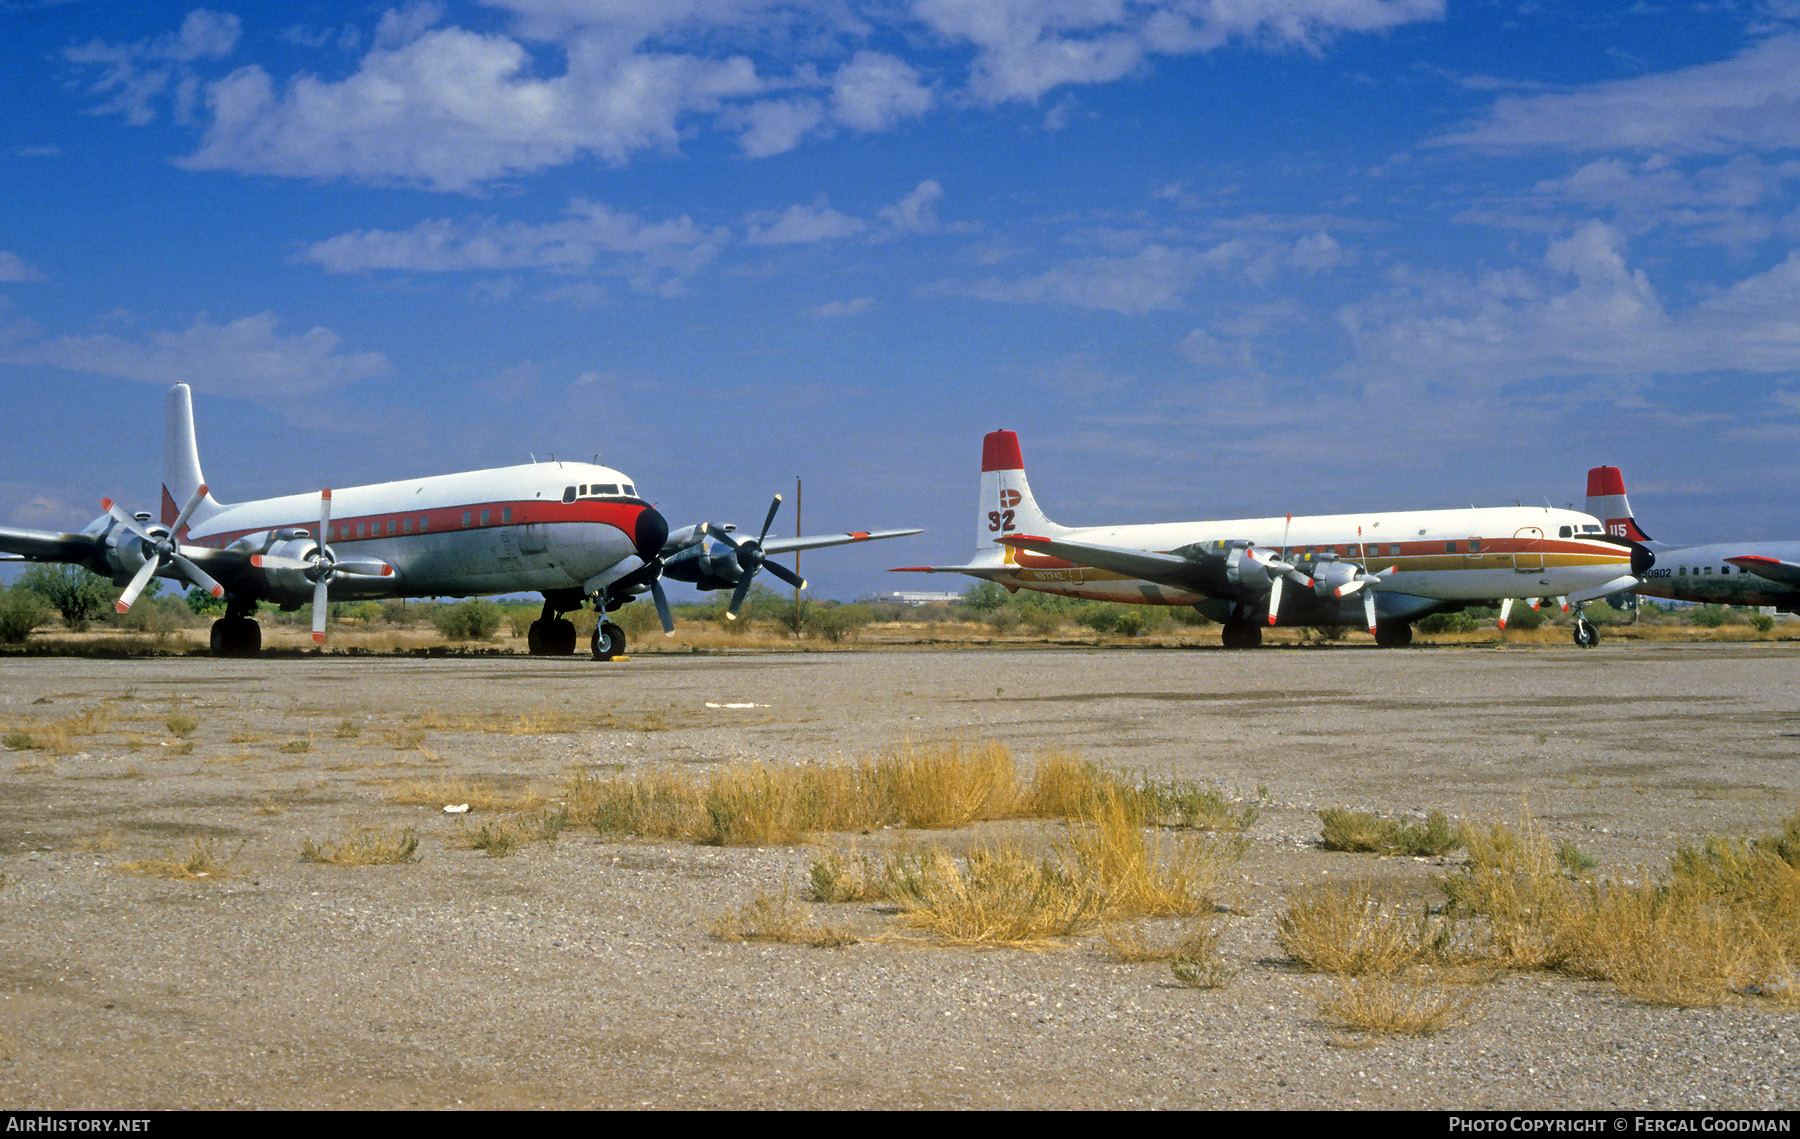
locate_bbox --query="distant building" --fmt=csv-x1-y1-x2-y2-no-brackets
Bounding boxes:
863,590,963,606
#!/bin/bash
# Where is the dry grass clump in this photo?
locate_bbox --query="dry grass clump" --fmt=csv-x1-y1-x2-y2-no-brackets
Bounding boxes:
888,846,1101,947
1319,807,1461,857
1104,917,1236,988
709,889,857,947
456,808,569,857
1435,809,1800,1007
561,742,1258,850
1316,976,1483,1036
3,706,113,756
301,824,420,865
118,837,242,880
1059,788,1243,918
1277,881,1458,976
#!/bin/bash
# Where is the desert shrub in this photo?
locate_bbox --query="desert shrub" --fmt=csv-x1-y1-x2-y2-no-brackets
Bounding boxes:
0,586,47,645
1689,606,1731,628
1418,611,1479,634
17,564,113,632
431,599,504,641
1319,808,1461,857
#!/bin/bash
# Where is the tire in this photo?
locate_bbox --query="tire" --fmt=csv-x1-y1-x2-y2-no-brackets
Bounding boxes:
1573,618,1599,648
1375,622,1413,648
592,621,626,661
552,618,577,655
210,617,261,657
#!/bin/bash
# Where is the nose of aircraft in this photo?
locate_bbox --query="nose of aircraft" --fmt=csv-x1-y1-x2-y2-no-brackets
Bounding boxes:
1630,542,1656,577
634,503,670,564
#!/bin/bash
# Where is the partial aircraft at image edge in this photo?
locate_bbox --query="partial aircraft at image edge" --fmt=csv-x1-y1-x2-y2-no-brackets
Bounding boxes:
0,383,920,658
1586,466,1800,613
897,430,1649,648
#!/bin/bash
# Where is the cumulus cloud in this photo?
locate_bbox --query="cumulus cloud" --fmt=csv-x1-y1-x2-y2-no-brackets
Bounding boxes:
0,312,390,398
64,4,1445,190
745,200,867,245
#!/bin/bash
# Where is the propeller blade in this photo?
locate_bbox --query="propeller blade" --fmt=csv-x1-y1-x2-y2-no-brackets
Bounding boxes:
705,523,743,550
312,577,329,644
100,498,152,542
114,557,160,614
1363,589,1377,636
649,578,675,635
1266,574,1283,627
725,575,756,621
318,488,332,539
331,558,393,578
168,484,210,536
757,495,783,543
763,560,806,590
1498,597,1514,630
171,554,224,599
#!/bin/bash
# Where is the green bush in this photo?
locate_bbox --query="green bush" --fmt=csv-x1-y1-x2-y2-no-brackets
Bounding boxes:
0,585,47,645
1418,611,1478,634
431,599,504,641
17,564,114,631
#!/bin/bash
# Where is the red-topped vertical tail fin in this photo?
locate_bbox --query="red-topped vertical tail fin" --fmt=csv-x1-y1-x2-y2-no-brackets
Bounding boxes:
1584,466,1653,543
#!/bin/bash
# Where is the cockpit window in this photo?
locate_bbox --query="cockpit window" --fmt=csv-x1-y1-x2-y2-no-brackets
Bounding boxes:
1582,524,1601,533
562,486,577,504
1559,526,1572,538
595,483,620,496
622,483,636,497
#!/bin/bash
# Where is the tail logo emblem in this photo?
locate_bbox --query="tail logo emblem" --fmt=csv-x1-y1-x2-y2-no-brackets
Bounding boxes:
999,490,1021,508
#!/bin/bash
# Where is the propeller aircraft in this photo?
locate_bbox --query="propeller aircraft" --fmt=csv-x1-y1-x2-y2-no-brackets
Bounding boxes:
0,384,918,658
896,430,1647,648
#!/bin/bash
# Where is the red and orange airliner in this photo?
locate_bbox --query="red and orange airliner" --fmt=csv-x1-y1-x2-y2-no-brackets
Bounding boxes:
898,430,1647,648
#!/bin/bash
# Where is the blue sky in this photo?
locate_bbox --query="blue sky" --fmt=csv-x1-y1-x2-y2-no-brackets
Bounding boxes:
5,1,1800,601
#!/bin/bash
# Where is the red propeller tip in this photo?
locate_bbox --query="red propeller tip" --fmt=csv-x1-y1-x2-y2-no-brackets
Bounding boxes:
312,632,326,644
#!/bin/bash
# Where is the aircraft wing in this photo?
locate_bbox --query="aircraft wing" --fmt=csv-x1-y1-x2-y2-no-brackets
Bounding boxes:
998,534,1210,591
0,526,104,565
761,528,922,555
1725,555,1800,588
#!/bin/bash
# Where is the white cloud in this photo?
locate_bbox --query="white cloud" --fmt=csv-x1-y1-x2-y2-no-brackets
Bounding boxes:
63,9,241,126
299,200,725,295
1437,34,1800,155
0,252,44,283
1337,222,1800,390
0,312,390,399
745,200,867,245
178,26,762,191
66,4,1446,189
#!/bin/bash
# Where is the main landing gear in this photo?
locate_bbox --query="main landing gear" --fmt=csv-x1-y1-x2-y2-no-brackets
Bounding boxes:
1220,619,1263,649
524,591,630,661
1374,621,1413,648
524,597,580,656
209,597,262,657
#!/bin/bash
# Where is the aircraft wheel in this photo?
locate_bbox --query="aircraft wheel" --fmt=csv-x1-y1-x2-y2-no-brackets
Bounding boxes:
1374,622,1413,649
209,616,261,657
1573,618,1600,648
592,621,626,661
552,618,577,655
527,620,545,655
1220,621,1262,649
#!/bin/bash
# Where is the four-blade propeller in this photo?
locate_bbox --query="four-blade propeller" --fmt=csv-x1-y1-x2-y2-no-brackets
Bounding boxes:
246,490,393,643
705,494,807,620
101,485,224,613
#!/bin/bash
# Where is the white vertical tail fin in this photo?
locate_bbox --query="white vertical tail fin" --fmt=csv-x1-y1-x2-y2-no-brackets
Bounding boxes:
161,384,222,536
977,430,1064,562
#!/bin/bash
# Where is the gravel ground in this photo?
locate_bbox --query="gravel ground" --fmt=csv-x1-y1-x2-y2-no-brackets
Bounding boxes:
0,640,1796,1110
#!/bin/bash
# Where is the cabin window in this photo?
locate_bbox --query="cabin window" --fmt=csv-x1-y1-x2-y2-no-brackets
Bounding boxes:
480,509,490,526
562,486,576,504
355,522,365,538
403,518,412,533
502,507,513,524
1469,538,1482,554
1703,566,1712,575
462,512,471,528
1446,541,1457,553
419,516,428,532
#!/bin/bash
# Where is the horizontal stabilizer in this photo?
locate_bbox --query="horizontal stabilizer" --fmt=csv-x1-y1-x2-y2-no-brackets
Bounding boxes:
1725,555,1800,587
998,534,1202,591
762,527,922,555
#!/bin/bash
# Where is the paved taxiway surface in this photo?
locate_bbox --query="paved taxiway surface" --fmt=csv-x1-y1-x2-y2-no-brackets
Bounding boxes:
0,642,1795,1109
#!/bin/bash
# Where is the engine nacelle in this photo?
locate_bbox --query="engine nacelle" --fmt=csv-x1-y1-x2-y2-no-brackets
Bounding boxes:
661,542,744,592
1306,558,1363,597
254,535,325,597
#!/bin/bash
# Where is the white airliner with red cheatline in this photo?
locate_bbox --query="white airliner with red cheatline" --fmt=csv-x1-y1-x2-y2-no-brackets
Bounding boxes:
0,384,918,658
896,430,1648,647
